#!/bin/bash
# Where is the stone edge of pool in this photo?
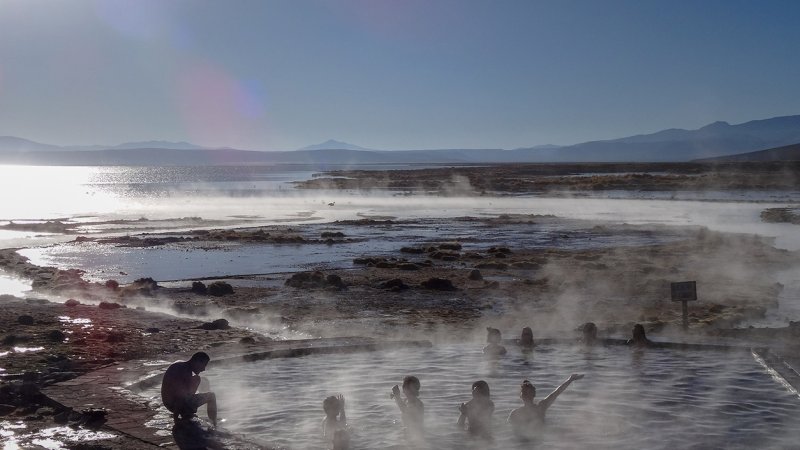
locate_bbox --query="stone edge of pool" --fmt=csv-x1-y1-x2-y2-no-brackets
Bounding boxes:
40,337,800,449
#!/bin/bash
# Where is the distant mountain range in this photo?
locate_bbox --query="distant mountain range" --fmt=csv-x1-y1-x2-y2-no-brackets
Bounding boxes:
1,115,799,165
298,139,373,151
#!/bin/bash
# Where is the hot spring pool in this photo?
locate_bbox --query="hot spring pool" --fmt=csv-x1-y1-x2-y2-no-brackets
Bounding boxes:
145,343,800,449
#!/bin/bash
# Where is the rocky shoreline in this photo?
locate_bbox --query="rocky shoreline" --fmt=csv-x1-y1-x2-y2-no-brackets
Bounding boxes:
293,161,800,194
2,210,800,448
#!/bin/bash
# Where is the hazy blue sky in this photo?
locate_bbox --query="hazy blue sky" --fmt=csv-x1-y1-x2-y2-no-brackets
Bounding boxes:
1,0,798,150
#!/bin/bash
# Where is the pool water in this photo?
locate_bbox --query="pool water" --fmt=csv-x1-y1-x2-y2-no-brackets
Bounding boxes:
144,343,800,449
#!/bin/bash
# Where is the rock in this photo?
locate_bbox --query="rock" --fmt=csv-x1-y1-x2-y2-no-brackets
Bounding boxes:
430,251,459,260
398,263,420,271
212,318,229,329
46,330,66,342
375,261,396,269
421,277,457,291
190,281,208,294
439,242,462,251
3,334,32,345
124,277,159,296
379,279,409,291
64,299,80,307
98,301,124,310
17,315,34,325
285,271,327,289
36,406,56,416
200,319,230,330
239,336,256,344
208,281,234,296
145,327,160,333
468,269,483,281
326,274,345,289
79,408,108,429
321,231,345,238
400,246,425,254
104,279,119,290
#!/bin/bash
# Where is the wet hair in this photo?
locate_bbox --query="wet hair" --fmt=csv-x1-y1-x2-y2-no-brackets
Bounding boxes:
632,324,647,341
190,352,210,363
323,396,341,415
472,380,490,397
520,380,536,399
403,376,421,395
520,327,534,346
486,327,502,344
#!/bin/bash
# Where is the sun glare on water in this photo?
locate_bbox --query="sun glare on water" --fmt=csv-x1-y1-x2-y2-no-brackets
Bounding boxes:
0,165,122,220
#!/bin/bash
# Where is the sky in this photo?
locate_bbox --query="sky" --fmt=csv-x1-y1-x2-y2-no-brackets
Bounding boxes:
0,0,799,151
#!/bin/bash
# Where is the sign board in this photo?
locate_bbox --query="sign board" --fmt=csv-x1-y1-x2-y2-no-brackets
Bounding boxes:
671,281,697,302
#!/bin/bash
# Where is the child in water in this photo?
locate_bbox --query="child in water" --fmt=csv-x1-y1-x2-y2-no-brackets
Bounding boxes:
322,394,350,450
483,327,507,356
391,376,424,438
508,374,584,437
457,380,495,439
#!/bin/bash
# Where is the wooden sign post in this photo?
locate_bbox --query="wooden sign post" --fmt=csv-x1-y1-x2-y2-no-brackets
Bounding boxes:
671,281,697,330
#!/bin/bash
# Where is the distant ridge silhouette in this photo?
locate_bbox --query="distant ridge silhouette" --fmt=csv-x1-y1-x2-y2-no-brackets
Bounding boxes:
693,142,800,162
298,139,373,151
1,114,799,165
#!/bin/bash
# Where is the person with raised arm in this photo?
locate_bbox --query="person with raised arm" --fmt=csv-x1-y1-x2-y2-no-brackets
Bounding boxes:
508,374,584,436
322,394,350,449
391,375,424,437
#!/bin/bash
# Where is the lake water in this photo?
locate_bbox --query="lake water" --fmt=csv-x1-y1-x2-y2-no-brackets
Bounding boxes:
141,343,800,449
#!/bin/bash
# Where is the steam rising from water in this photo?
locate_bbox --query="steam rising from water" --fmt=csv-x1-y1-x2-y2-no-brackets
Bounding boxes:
142,343,800,449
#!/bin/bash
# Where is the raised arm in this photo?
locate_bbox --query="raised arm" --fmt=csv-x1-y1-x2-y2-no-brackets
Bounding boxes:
539,374,583,411
391,385,406,412
338,394,347,425
457,402,467,429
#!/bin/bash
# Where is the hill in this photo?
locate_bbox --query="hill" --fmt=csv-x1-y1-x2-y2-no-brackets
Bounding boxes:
516,115,800,162
693,142,800,162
